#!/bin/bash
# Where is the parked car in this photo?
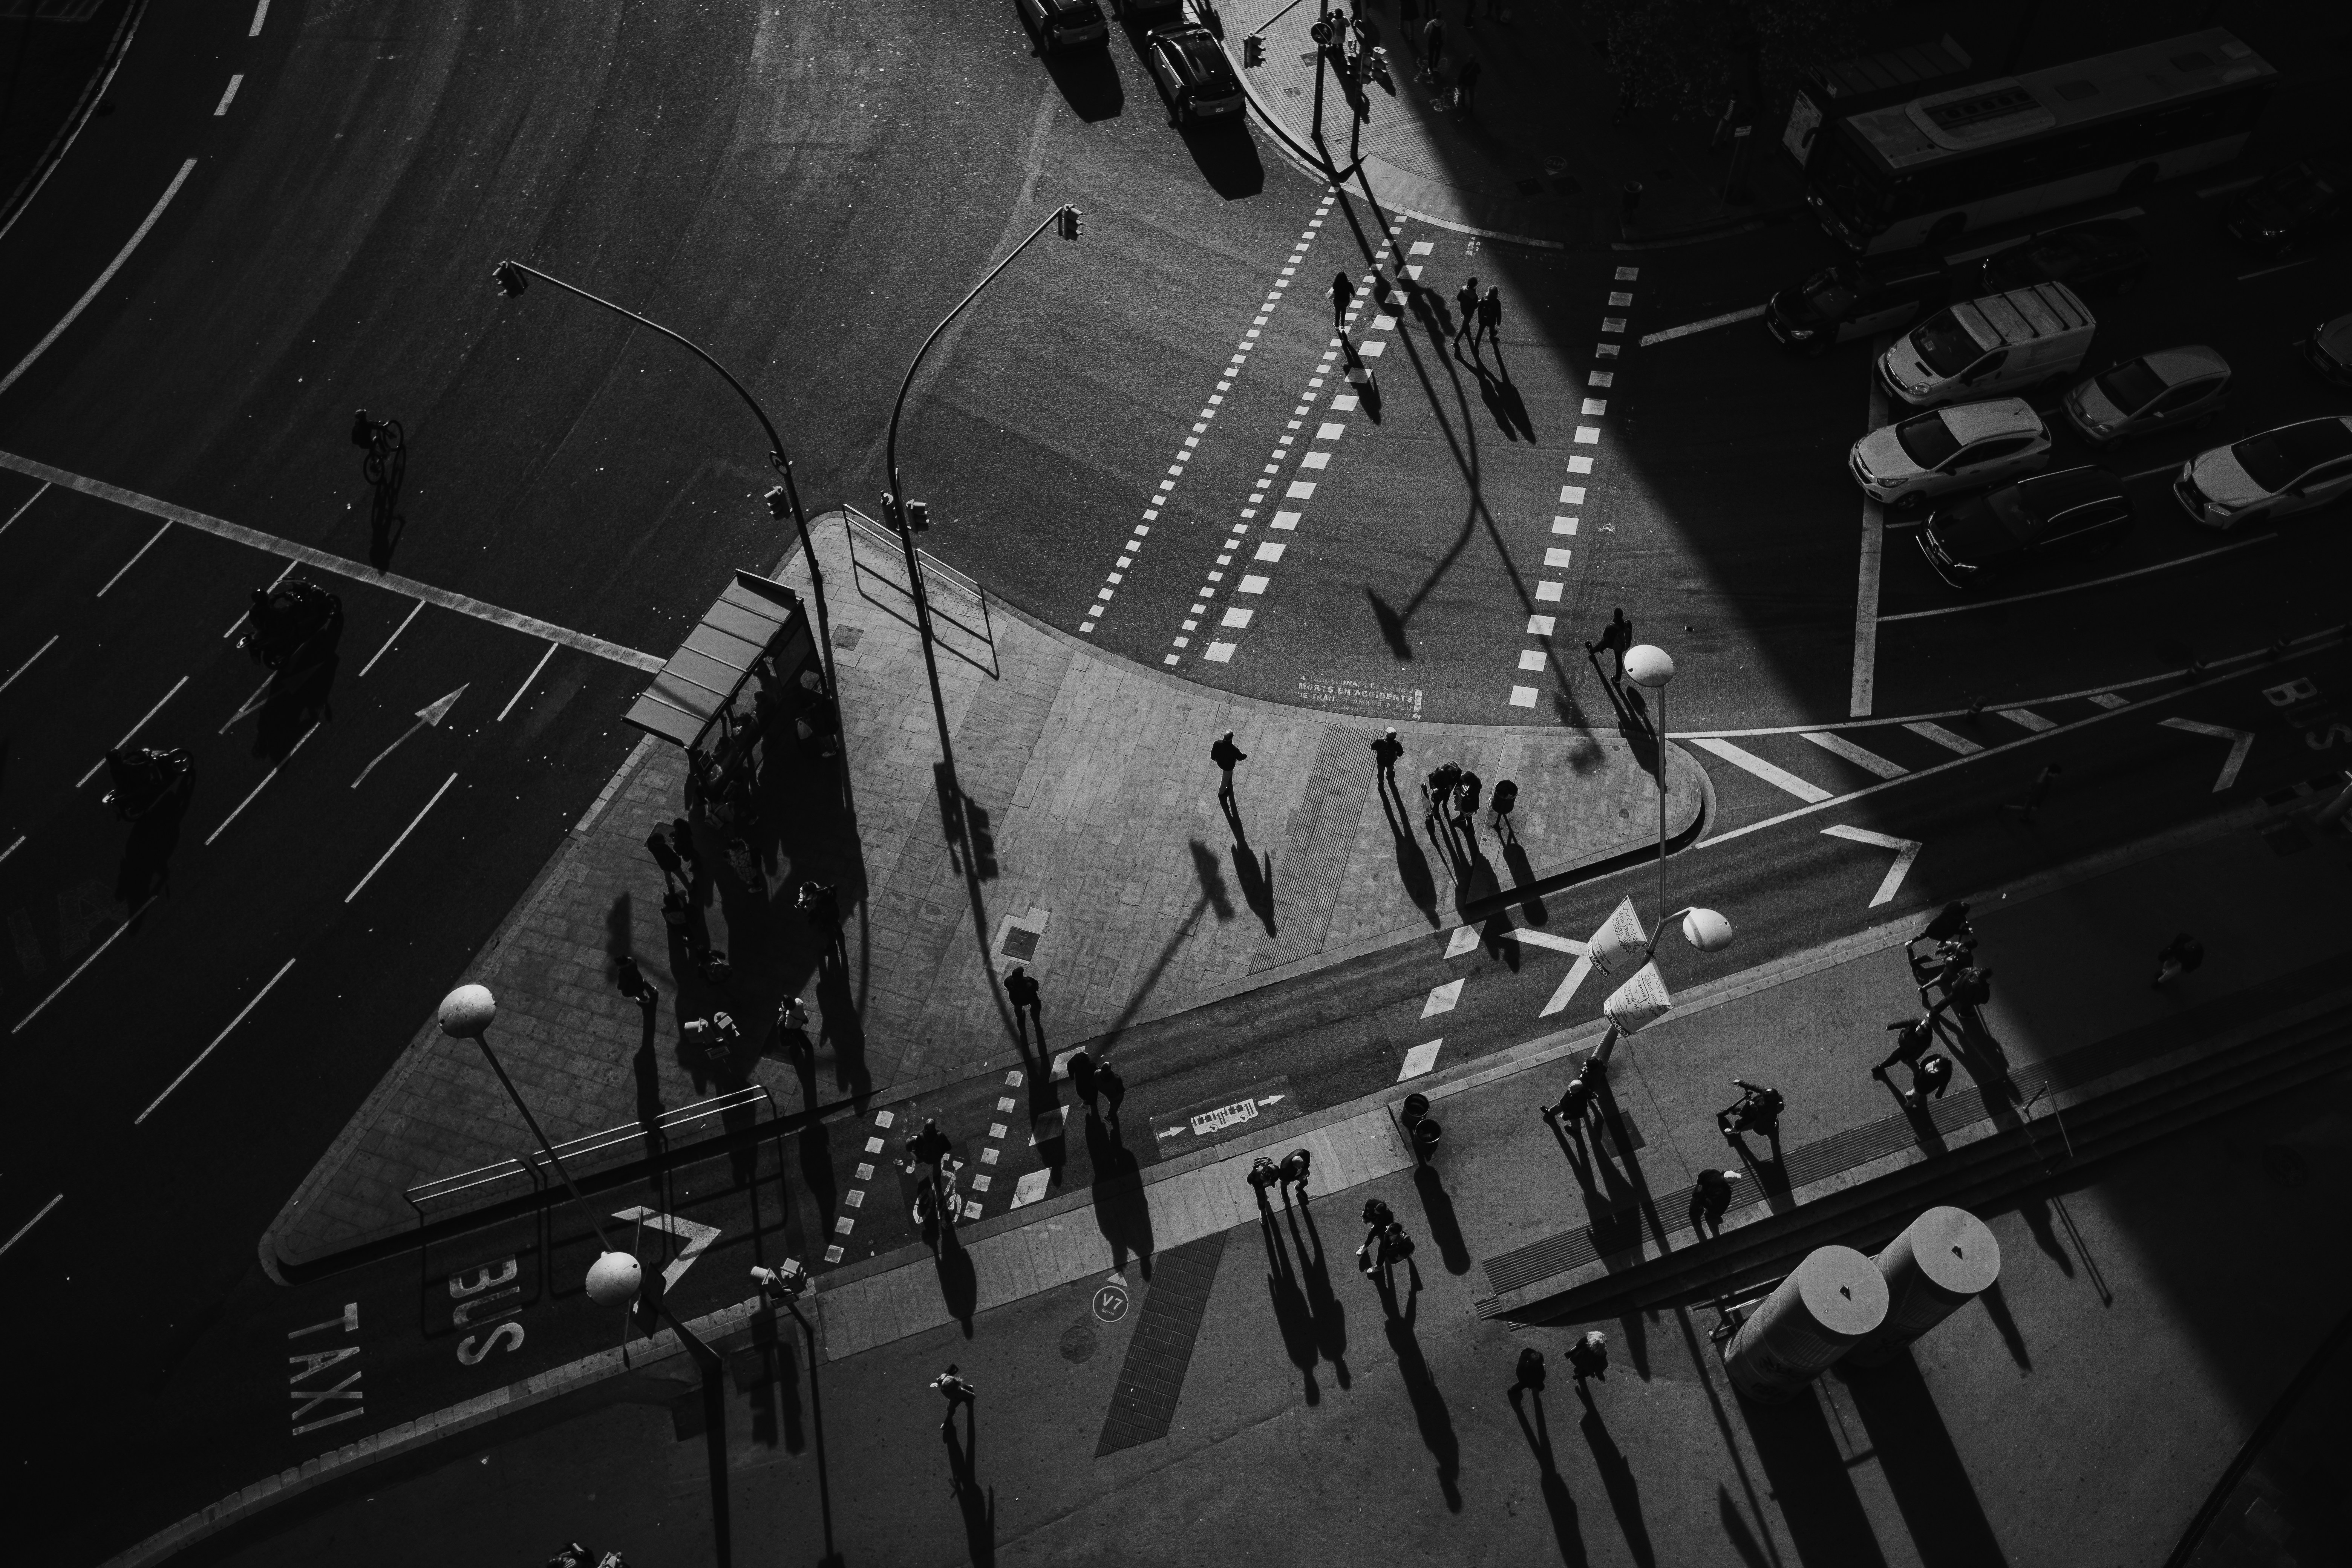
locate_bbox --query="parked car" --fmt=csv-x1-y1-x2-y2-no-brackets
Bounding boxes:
2175,416,2352,528
1017,0,1108,52
2300,312,2352,387
1918,467,2133,588
1878,283,2094,408
2061,346,2231,446
2224,151,2349,258
1765,259,1950,354
1144,21,1243,126
1975,220,2149,297
1850,397,2053,507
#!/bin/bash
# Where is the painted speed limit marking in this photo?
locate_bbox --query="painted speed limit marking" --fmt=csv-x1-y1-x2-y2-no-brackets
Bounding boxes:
1092,1282,1131,1325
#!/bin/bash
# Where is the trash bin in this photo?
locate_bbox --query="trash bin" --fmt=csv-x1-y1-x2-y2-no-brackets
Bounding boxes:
1401,1093,1430,1127
1410,1118,1442,1162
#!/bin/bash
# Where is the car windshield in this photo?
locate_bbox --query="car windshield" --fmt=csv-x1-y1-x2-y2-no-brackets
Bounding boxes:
1910,309,1984,379
2093,358,2168,415
2233,420,2352,492
1802,267,1859,316
1985,485,2035,541
1895,411,1963,469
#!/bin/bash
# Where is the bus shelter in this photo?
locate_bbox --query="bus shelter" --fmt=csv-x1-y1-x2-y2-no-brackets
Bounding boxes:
624,570,829,798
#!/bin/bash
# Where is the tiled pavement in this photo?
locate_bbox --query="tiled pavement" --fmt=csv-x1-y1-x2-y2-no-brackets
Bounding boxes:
266,514,1697,1268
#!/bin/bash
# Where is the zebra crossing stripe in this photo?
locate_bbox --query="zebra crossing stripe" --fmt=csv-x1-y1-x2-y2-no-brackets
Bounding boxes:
1798,729,1908,779
1692,738,1833,803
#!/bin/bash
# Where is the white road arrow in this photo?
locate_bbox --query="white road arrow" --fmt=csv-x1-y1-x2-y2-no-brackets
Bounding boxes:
351,684,467,789
1256,1094,1286,1107
2159,717,2254,792
1539,956,1593,1018
612,1205,721,1292
1822,824,1924,907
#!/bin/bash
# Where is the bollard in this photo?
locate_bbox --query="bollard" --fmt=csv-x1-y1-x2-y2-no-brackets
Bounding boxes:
1410,1117,1442,1163
1844,1207,2000,1366
1720,1245,1886,1403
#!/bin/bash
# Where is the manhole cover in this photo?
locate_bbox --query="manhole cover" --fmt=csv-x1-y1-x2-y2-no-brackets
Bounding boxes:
1059,1322,1099,1362
2262,1145,2309,1190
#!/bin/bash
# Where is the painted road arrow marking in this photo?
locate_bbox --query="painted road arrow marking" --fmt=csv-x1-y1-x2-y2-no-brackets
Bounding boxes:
1450,922,1591,960
1822,824,1924,907
2159,717,2254,792
351,684,467,789
1539,956,1594,1018
612,1206,721,1291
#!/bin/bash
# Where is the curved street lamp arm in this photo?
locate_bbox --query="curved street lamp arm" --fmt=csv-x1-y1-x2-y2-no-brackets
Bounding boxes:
884,205,1074,508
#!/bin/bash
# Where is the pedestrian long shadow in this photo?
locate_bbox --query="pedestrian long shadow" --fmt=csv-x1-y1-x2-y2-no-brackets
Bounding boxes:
1227,816,1277,937
1259,1200,1325,1404
1286,1200,1350,1388
1412,1164,1472,1276
943,1415,996,1567
1510,1385,1591,1565
1085,1112,1154,1280
1577,1382,1657,1567
1380,1277,1462,1512
1378,781,1440,925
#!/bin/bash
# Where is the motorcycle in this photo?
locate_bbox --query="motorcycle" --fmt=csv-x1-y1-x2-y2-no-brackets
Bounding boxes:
236,582,345,671
103,746,194,822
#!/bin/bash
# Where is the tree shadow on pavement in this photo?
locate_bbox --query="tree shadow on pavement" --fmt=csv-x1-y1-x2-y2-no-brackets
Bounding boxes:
1380,1275,1462,1511
1835,1356,2009,1568
1508,1385,1591,1566
1737,1384,1891,1568
1259,1198,1324,1404
1577,1381,1657,1567
1085,1112,1154,1279
1412,1164,1472,1276
1287,1200,1350,1388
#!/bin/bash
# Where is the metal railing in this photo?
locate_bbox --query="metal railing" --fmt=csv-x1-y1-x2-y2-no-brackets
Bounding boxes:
841,505,998,676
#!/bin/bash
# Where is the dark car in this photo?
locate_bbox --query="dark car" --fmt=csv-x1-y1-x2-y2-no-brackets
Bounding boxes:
1765,259,1949,354
1017,0,1108,52
2300,312,2352,387
1918,466,2133,588
2225,152,2349,259
1975,220,2148,297
1144,22,1242,126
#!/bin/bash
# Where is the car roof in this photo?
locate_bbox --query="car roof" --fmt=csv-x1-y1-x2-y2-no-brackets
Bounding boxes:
2318,313,2352,352
1940,398,2044,441
1152,23,1227,75
2015,465,2126,512
2138,344,2230,385
2245,415,2352,471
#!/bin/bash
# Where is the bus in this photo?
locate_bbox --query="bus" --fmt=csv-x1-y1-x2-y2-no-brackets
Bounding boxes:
1805,29,2276,255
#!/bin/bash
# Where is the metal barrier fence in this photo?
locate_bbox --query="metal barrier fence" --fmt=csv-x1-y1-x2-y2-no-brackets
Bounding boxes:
841,504,998,676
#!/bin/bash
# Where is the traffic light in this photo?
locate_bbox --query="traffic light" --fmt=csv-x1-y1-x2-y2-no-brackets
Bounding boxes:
1243,32,1264,66
1058,205,1084,240
905,499,931,532
764,485,790,520
491,260,528,297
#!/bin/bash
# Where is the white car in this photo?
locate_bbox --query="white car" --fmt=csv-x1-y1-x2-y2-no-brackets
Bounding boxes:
2062,345,2231,446
1849,398,2053,507
2174,415,2352,529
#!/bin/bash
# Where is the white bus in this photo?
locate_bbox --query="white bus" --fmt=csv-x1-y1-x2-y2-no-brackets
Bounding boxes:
1806,29,2276,255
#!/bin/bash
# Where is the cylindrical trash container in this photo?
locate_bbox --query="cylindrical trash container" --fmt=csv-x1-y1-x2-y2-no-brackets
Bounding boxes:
1410,1118,1442,1162
1845,1206,2000,1366
1400,1093,1430,1127
1721,1245,1886,1403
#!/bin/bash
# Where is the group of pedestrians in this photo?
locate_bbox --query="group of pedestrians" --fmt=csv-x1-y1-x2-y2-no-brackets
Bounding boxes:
1326,268,1505,361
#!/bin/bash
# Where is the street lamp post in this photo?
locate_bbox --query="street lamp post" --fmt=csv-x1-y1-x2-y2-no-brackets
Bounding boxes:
586,1251,733,1565
487,259,842,707
436,984,616,1253
1622,643,1676,926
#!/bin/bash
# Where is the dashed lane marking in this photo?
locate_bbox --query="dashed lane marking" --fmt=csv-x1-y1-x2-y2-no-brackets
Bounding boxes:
0,159,197,400
135,957,298,1124
95,521,172,597
75,674,189,787
1421,978,1463,1017
0,1194,64,1261
2,632,57,695
1996,707,2055,732
343,772,459,903
1877,536,2271,622
1903,721,1982,755
1638,304,1765,347
0,452,662,671
0,480,49,534
11,894,159,1035
358,601,423,677
213,75,243,116
205,722,321,844
1690,738,1833,803
1798,729,1908,779
1397,1039,1443,1079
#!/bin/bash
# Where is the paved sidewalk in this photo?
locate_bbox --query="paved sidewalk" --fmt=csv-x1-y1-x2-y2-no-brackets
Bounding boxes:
1219,0,1802,247
265,513,1698,1269
150,799,2352,1568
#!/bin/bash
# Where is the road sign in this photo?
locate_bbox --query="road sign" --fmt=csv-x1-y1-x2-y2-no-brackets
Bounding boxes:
1821,824,1924,906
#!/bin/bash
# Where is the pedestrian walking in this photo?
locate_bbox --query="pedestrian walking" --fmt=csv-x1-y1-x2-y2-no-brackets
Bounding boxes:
1541,1056,1599,1127
776,995,811,1054
903,1116,954,1186
794,878,839,935
681,1011,741,1066
660,888,690,933
1918,940,1976,1005
644,828,686,890
1329,270,1355,331
1692,1167,1743,1235
1247,1155,1282,1202
1566,1329,1609,1383
1453,769,1482,828
1210,729,1247,804
1451,275,1477,344
1380,1220,1416,1271
931,1364,977,1434
1422,15,1444,76
1372,726,1404,781
1455,56,1482,113
667,818,701,882
1514,1346,1547,1393
1096,1061,1126,1121
1920,900,1973,945
1065,1046,1098,1109
1424,760,1462,815
615,954,657,1005
1279,1146,1313,1200
1927,966,1994,1023
1718,1078,1783,1141
1005,965,1044,1034
1619,179,1643,233
1357,1197,1394,1272
2153,932,2205,988
724,835,759,887
1487,778,1519,839
2002,764,2063,820
1904,1053,1954,1109
1874,1015,1932,1080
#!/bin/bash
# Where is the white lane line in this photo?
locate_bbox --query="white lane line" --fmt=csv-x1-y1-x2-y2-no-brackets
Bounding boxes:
345,772,459,903
12,895,159,1034
1851,356,1889,715
95,521,172,598
204,723,320,845
2159,717,2254,791
0,1194,64,1262
75,674,189,787
249,0,271,34
2089,692,2128,709
1997,707,2055,732
0,833,22,866
1501,928,1587,955
223,559,298,638
358,599,423,676
1903,720,1982,755
496,642,557,721
1821,824,1924,906
0,452,662,671
1421,978,1463,1018
1540,956,1594,1016
1691,738,1833,803
1799,729,1908,778
0,480,49,534
2,632,58,696
213,75,243,116
2238,257,2317,282
1638,305,1765,347
1879,536,2272,622
0,159,198,399
217,671,274,734
135,957,297,1124
1398,1039,1444,1079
